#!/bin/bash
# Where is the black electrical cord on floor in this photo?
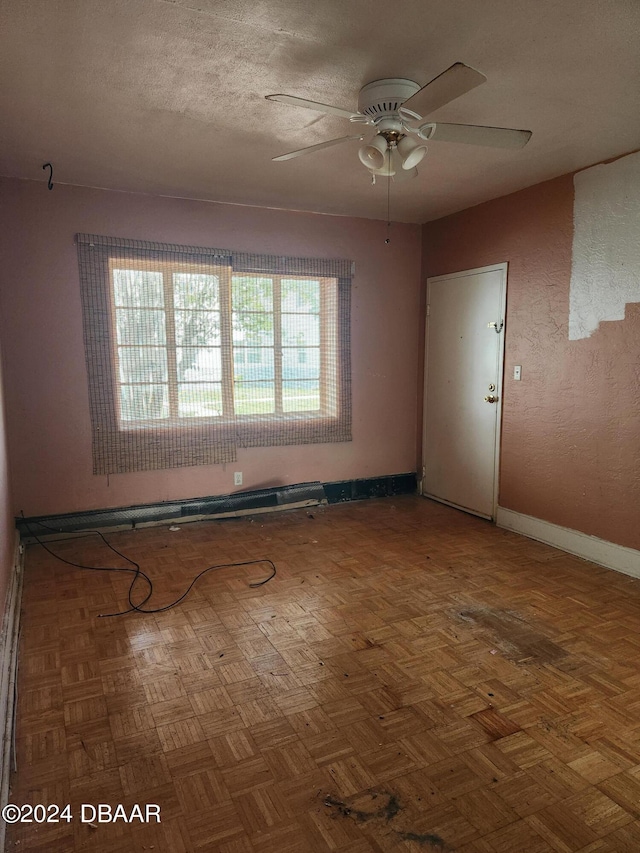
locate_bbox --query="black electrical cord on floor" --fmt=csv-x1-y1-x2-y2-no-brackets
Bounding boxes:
21,515,276,618
21,515,155,613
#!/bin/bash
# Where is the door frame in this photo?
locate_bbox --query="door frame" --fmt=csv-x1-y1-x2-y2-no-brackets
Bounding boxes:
420,262,508,521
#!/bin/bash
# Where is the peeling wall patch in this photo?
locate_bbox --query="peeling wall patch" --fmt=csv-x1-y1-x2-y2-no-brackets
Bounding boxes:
569,150,640,340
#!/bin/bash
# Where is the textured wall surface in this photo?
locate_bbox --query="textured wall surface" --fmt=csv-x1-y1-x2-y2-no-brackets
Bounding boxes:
0,178,422,516
570,151,640,339
0,323,13,612
423,172,640,551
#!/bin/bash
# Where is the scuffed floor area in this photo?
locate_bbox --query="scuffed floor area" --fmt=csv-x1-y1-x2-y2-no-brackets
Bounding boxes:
7,496,640,851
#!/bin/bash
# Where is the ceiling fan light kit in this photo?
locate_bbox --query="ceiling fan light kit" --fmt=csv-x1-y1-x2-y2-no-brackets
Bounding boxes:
358,134,388,170
373,150,396,178
397,136,428,169
266,62,532,181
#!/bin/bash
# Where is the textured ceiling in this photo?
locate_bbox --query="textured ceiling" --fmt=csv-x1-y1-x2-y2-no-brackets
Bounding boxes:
1,0,639,223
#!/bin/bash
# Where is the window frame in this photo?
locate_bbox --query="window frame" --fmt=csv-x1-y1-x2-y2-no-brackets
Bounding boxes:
107,257,339,430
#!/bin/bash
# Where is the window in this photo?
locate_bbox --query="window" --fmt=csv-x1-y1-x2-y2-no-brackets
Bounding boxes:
111,261,223,422
77,235,351,473
231,274,327,416
109,261,336,423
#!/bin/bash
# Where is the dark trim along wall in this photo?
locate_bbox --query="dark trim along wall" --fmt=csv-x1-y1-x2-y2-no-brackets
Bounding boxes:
17,473,417,536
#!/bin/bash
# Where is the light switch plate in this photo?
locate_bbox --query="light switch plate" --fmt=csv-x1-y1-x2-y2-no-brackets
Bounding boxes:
514,365,522,381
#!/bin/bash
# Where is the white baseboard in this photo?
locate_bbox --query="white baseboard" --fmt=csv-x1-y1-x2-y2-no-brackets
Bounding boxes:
496,507,640,579
0,530,24,853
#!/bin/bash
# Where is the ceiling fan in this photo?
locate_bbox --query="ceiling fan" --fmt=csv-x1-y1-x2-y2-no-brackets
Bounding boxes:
266,63,532,181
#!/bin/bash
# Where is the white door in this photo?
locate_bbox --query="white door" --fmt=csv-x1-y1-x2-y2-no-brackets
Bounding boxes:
422,264,507,519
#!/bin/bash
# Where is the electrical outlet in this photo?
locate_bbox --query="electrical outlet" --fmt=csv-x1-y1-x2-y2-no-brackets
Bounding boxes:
514,365,522,381
234,472,243,486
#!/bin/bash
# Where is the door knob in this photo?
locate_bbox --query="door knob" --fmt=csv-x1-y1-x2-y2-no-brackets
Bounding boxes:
484,395,498,403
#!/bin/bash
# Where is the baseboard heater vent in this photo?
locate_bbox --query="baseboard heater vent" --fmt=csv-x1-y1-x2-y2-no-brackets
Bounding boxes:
17,473,416,537
323,473,416,504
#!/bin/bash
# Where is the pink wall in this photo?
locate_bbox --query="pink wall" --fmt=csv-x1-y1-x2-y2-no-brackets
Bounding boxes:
423,172,640,551
0,177,422,517
0,325,14,612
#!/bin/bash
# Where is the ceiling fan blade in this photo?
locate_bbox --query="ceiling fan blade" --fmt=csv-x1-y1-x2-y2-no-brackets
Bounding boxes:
266,94,360,121
272,134,364,162
401,62,487,118
427,122,532,148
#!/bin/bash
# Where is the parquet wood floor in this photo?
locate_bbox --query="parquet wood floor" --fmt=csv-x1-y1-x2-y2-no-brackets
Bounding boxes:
7,496,640,852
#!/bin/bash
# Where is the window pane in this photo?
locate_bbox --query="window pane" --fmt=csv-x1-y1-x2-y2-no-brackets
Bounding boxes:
281,278,320,313
234,349,274,381
173,273,219,310
234,382,275,415
118,347,167,383
175,310,220,346
283,380,320,412
232,276,273,312
177,347,221,382
120,384,168,420
113,269,164,307
178,383,223,417
116,309,166,345
232,312,274,346
281,314,320,346
283,347,320,379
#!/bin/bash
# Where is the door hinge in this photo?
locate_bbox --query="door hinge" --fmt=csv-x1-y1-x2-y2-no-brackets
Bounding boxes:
426,305,430,316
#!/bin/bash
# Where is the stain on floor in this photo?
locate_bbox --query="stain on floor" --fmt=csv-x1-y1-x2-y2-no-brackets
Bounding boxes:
323,791,451,849
457,606,566,663
396,829,451,849
323,791,401,823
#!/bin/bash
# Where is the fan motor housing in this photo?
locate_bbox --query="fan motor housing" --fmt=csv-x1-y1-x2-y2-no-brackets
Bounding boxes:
357,78,421,121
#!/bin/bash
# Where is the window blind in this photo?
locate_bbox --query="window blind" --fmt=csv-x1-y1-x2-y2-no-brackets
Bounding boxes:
76,234,352,474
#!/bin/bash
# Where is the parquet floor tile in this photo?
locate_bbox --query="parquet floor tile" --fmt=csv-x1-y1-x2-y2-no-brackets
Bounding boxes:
7,495,640,851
